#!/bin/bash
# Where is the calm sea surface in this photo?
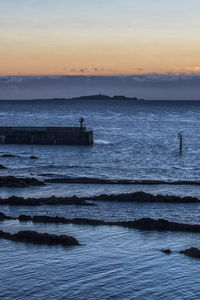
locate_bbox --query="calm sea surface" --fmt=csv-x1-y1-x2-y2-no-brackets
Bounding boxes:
1,99,200,299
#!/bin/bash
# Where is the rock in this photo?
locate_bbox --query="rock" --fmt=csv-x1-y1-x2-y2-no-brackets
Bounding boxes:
0,229,80,246
1,154,18,158
0,195,94,206
180,247,200,259
0,196,42,206
30,155,37,159
18,215,32,221
0,212,15,220
16,215,200,234
0,164,7,169
128,218,200,232
45,177,200,188
0,176,44,188
160,249,171,254
91,191,199,203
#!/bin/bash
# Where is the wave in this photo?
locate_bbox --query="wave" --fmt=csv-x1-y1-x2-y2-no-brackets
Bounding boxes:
173,166,200,170
95,139,111,145
42,164,93,169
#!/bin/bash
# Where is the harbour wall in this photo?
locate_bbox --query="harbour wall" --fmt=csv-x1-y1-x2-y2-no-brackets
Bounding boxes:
0,127,93,145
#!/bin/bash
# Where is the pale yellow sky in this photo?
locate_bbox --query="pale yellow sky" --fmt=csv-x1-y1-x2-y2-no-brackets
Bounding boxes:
1,0,200,76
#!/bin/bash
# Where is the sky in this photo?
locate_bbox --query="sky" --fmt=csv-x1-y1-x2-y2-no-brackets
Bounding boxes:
1,0,200,99
1,0,200,76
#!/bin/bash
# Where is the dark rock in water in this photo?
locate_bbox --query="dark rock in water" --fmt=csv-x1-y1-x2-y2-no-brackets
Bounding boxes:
1,154,18,158
0,176,44,188
16,214,200,234
0,229,80,246
23,189,198,204
128,218,200,232
0,195,94,206
0,164,7,169
160,249,171,254
39,173,56,177
91,191,199,203
0,212,15,220
45,177,200,188
0,196,42,206
30,155,37,159
18,214,32,221
180,247,200,259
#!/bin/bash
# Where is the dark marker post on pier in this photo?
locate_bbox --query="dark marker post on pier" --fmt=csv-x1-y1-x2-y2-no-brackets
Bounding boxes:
79,117,85,128
178,133,183,154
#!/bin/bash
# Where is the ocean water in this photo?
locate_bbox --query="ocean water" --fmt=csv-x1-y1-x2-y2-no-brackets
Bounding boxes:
1,99,200,299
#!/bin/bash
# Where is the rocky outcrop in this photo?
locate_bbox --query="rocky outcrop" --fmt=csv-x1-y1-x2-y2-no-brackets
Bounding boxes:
0,176,44,187
0,196,42,206
125,218,200,232
0,154,18,158
90,191,199,203
180,247,200,259
0,195,93,206
16,215,200,233
3,210,200,234
0,230,80,246
0,212,15,220
0,164,7,169
1,191,197,205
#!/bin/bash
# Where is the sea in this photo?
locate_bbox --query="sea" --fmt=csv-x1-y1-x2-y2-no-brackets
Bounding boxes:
1,99,200,299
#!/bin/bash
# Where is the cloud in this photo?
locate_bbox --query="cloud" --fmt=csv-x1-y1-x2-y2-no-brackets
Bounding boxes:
172,67,200,74
79,68,88,73
0,74,200,100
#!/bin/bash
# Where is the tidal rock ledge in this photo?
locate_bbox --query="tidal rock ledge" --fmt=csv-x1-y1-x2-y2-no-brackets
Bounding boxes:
0,230,80,246
0,212,15,220
90,191,199,203
17,215,200,233
0,176,44,187
0,191,198,206
0,195,94,206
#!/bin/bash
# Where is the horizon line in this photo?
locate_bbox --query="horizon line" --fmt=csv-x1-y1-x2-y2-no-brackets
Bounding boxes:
1,72,200,77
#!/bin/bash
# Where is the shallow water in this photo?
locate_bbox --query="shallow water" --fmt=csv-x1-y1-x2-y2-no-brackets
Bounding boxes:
1,99,200,299
1,220,200,299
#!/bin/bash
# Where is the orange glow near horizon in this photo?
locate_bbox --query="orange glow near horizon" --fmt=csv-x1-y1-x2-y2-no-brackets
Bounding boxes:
1,0,200,76
1,42,200,76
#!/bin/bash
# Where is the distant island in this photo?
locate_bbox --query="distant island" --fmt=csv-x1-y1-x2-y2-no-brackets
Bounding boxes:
66,94,143,101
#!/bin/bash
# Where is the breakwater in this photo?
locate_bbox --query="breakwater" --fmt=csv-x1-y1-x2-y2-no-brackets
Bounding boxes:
0,126,93,145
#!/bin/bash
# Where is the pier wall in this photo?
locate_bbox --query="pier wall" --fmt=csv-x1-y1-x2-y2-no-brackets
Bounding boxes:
0,127,93,145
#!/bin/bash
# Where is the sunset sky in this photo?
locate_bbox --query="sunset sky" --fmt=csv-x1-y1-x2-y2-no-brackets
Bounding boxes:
1,0,200,76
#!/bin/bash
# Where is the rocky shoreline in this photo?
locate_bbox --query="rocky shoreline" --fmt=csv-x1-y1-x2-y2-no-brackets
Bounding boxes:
0,191,198,205
2,212,200,233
